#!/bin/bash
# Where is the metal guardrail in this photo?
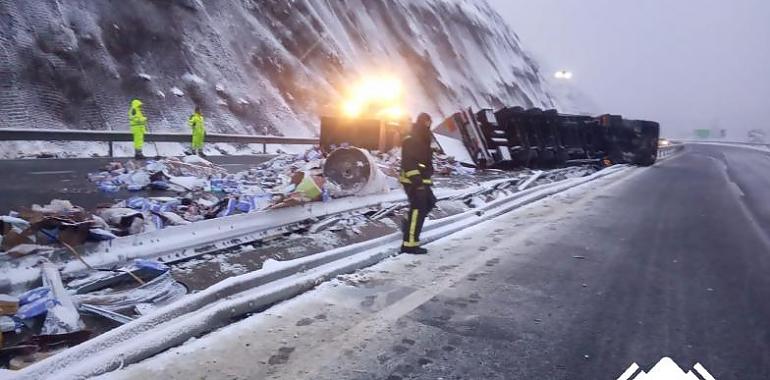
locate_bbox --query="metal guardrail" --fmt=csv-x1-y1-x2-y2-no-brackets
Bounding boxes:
657,143,684,159
672,139,769,147
0,128,319,155
16,165,631,380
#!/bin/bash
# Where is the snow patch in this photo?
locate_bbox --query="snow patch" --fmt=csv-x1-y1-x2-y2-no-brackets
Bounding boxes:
181,73,206,85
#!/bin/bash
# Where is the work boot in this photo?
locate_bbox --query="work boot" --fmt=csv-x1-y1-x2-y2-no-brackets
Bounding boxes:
134,150,145,159
401,246,428,255
198,149,207,157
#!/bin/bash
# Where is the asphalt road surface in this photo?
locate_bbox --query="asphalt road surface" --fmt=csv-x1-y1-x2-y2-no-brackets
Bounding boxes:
0,155,273,215
102,144,770,380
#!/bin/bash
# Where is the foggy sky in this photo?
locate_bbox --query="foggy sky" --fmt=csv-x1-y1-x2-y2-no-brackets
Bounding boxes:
488,0,770,139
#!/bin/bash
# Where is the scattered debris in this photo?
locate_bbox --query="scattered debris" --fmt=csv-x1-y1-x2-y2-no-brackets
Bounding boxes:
0,258,186,368
40,262,85,335
308,216,342,234
0,143,597,369
73,272,187,312
0,315,23,333
0,198,108,257
0,147,476,261
79,304,134,325
0,216,30,230
6,244,55,259
15,287,55,320
518,170,544,191
0,294,19,315
369,203,402,221
7,348,65,370
0,264,94,368
73,259,167,294
30,330,91,352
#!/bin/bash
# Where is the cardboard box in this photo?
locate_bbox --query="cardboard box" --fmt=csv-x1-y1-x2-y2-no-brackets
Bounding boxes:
0,294,19,315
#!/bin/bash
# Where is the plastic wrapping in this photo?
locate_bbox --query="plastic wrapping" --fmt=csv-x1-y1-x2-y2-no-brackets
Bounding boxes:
15,287,56,320
0,315,25,332
40,262,85,335
73,273,187,312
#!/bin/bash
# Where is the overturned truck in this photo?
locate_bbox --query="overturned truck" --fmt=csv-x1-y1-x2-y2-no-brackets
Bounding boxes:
433,107,660,169
318,105,660,171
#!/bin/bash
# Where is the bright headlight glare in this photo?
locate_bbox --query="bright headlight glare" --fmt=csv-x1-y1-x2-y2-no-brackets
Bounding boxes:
340,75,405,118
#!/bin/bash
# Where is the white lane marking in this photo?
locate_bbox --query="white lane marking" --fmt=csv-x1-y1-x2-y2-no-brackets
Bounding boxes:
617,362,640,380
694,362,716,380
29,170,75,175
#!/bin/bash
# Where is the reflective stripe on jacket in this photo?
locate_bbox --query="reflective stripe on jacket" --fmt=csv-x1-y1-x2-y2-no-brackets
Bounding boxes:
399,132,434,185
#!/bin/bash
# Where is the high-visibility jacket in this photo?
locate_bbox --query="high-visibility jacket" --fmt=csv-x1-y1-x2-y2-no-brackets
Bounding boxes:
188,112,204,130
189,112,205,149
129,99,147,130
129,99,147,150
399,131,434,186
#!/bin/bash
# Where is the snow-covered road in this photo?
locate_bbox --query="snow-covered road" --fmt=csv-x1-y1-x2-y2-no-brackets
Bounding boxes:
91,162,638,380
91,144,770,379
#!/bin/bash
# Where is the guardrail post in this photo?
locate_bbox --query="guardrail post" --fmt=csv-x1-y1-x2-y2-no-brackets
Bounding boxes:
108,141,114,157
263,143,267,154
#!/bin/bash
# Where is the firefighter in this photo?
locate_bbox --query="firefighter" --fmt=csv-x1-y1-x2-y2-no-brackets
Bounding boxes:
188,106,206,156
399,112,437,254
129,99,147,159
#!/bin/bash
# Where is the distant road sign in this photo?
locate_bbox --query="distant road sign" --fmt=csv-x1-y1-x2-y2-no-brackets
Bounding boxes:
694,129,711,139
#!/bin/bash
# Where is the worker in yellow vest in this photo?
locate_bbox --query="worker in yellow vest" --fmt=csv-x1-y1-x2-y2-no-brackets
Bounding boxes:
129,99,147,159
189,106,206,156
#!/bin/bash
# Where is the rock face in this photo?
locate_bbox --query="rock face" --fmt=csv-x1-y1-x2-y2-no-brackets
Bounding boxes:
0,0,556,136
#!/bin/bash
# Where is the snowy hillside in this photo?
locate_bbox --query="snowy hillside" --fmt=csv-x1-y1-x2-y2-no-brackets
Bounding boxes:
548,80,601,116
0,0,557,137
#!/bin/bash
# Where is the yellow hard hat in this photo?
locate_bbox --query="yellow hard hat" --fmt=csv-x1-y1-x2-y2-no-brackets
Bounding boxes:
131,99,143,108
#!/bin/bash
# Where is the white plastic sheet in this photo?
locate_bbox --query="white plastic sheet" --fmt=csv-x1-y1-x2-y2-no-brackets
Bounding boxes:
41,262,84,335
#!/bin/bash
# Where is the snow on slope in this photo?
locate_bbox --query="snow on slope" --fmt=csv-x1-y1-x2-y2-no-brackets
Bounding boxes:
548,79,601,115
0,0,557,138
